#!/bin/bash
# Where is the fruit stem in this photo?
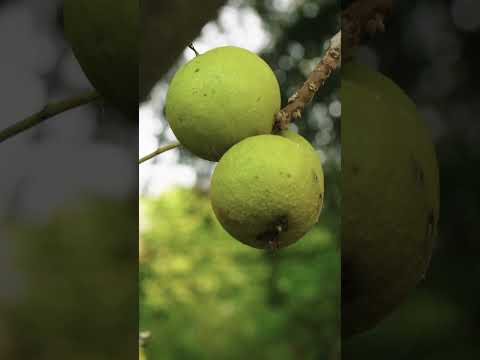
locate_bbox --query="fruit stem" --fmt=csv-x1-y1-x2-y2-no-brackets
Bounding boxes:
0,91,101,144
139,143,180,164
268,239,279,252
188,43,200,57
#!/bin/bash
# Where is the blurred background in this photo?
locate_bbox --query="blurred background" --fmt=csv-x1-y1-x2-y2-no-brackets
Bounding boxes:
343,0,480,358
142,0,480,358
139,0,341,359
1,0,478,358
0,0,137,358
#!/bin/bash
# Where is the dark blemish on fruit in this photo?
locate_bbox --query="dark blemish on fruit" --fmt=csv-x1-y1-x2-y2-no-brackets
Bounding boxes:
203,93,207,97
423,209,435,259
317,192,323,212
427,210,435,237
312,171,319,183
194,68,200,73
256,215,289,245
411,157,425,187
287,173,291,178
256,96,261,102
254,175,259,180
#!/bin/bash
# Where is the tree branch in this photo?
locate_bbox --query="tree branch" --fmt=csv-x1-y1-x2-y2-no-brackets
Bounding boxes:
274,31,341,131
0,91,101,144
273,0,393,130
139,143,180,164
342,0,393,59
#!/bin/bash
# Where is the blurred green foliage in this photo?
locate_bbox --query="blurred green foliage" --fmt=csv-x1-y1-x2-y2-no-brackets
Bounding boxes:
1,198,137,360
146,0,480,357
140,187,340,360
141,2,341,358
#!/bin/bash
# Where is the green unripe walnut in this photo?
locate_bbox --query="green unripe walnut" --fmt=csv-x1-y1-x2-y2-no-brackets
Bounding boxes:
64,0,138,118
210,131,324,249
165,46,281,161
341,62,440,337
279,129,323,177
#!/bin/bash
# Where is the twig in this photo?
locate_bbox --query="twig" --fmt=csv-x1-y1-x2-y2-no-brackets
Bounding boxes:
274,31,341,131
342,0,393,59
0,91,101,143
139,143,180,164
188,43,200,56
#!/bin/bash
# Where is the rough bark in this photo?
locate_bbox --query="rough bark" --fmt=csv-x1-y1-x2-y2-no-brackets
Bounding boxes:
342,0,393,59
274,32,341,130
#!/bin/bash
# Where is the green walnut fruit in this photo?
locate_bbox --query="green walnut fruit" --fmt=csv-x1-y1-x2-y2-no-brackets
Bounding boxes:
341,62,440,337
279,129,323,176
64,0,138,118
210,131,324,249
165,46,281,161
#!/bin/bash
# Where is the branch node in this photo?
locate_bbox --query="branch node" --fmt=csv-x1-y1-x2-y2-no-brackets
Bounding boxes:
342,0,393,58
288,92,299,104
375,13,386,32
292,109,303,121
330,48,341,60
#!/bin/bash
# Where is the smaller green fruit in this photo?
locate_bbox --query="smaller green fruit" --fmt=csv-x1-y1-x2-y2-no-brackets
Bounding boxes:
165,46,281,161
210,132,324,249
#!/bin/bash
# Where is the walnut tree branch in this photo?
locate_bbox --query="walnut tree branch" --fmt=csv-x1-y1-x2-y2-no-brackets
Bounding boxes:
342,0,393,59
274,31,341,131
0,91,101,144
273,0,393,130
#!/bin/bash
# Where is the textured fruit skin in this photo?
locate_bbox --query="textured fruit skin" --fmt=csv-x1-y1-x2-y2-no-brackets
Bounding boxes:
165,46,281,161
210,132,324,249
64,0,138,118
341,62,440,337
279,129,323,179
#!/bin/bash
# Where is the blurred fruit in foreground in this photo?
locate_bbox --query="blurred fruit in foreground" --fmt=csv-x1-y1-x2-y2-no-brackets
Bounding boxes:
341,62,440,337
64,0,138,118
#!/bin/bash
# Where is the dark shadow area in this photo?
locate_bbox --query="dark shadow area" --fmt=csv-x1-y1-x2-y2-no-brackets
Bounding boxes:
0,1,138,358
342,0,480,357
